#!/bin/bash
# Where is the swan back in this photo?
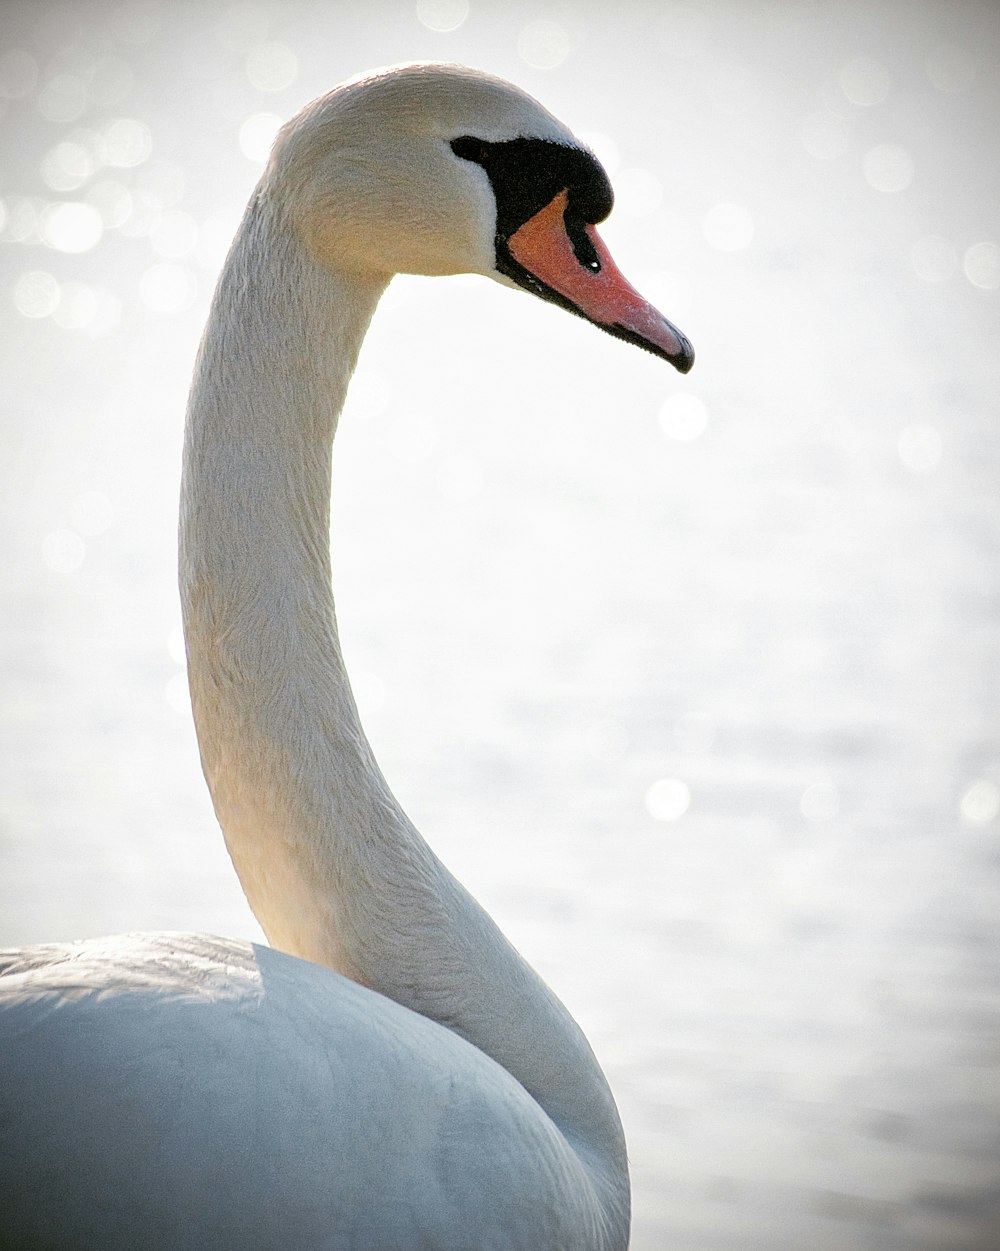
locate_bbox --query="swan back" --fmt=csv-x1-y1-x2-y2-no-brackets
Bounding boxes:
1,933,614,1249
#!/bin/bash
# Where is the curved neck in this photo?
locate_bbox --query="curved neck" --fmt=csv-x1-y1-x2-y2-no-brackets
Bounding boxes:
180,192,628,1246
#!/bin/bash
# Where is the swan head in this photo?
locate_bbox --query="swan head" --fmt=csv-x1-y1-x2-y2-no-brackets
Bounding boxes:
268,62,694,373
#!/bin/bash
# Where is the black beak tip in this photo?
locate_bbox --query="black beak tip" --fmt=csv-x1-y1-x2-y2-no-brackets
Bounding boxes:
671,330,695,375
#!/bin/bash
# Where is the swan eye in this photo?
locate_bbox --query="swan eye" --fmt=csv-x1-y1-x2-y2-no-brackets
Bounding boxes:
565,213,601,273
446,136,613,240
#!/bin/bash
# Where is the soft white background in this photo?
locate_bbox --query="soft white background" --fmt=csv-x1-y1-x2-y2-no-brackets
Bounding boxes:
1,1,998,1247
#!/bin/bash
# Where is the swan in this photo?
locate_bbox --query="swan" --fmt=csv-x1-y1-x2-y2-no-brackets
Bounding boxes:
0,63,693,1250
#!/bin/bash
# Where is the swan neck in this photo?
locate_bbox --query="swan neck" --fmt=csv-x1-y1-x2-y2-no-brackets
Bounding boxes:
180,192,629,1247
181,192,386,968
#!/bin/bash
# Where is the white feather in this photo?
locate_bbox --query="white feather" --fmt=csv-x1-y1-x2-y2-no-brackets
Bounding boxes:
1,64,629,1250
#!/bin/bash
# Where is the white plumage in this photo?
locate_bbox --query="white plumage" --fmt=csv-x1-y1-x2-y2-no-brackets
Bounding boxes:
1,63,692,1249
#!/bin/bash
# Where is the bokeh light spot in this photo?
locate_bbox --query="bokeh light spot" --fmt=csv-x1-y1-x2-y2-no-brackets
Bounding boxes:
41,140,97,192
13,271,60,319
116,189,161,238
139,263,197,313
86,179,134,228
960,779,1000,826
645,777,692,823
518,20,571,70
926,44,975,93
703,202,754,251
239,112,282,162
102,117,153,168
41,201,104,253
80,287,122,335
52,282,99,330
659,393,708,442
3,197,41,243
150,209,200,259
863,144,913,193
963,241,1000,290
37,74,88,123
839,56,891,106
416,0,469,33
245,42,298,92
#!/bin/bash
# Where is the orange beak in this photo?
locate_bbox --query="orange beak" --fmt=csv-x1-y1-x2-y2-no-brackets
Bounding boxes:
506,190,694,373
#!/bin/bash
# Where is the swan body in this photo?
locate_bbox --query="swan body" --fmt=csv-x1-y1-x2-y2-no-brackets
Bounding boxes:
0,63,692,1250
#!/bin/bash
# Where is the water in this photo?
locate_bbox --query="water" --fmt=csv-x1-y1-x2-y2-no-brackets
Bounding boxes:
2,2,999,1246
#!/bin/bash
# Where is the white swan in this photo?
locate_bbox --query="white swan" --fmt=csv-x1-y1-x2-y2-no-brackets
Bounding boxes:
0,63,693,1250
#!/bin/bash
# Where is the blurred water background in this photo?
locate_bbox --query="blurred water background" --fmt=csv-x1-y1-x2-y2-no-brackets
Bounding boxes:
2,1,999,1247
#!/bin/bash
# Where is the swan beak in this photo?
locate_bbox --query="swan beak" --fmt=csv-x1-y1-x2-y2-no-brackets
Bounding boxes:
506,190,694,374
